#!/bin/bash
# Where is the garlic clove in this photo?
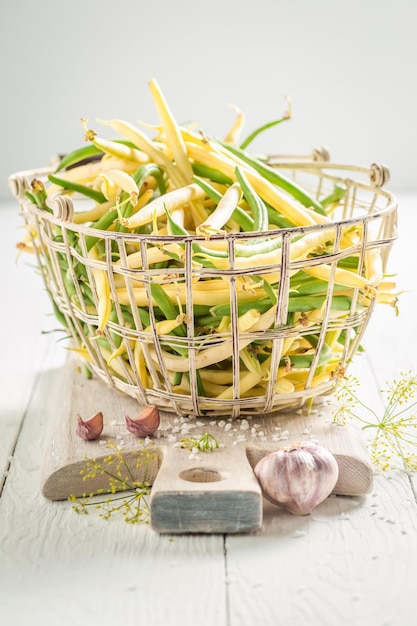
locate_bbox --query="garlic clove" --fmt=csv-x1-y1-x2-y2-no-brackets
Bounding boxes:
75,411,104,441
125,405,160,437
254,441,339,516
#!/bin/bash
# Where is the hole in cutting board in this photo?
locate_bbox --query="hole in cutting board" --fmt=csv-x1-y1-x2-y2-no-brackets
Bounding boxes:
179,467,228,483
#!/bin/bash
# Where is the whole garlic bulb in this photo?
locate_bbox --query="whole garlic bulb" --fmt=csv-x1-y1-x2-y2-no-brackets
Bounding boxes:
254,442,339,515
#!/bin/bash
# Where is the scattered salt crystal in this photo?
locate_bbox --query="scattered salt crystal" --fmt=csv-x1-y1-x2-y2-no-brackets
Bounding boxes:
253,423,260,429
168,434,177,443
240,419,250,431
219,443,225,448
272,434,281,442
172,426,180,434
258,431,265,437
293,530,305,538
281,430,289,437
144,437,152,446
224,423,232,432
173,417,179,424
189,453,199,460
210,420,216,425
280,435,289,441
98,440,107,446
232,440,238,446
110,420,118,426
339,512,351,520
274,426,281,431
196,421,204,426
218,420,226,428
302,429,310,435
237,435,247,442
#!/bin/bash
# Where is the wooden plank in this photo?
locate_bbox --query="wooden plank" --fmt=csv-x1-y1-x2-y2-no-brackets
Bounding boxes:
0,208,55,489
225,471,417,626
39,356,373,534
0,338,227,626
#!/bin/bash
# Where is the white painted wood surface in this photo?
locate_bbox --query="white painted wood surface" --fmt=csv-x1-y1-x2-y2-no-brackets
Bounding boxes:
1,195,417,626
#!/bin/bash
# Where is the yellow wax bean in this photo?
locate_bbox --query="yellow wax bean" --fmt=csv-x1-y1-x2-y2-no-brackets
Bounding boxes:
100,169,139,206
97,118,184,188
148,78,194,184
134,341,150,387
223,103,245,146
114,285,263,307
148,305,277,372
46,158,138,194
303,264,371,291
185,141,327,227
100,175,120,201
365,246,383,286
118,183,206,229
88,248,112,332
196,182,242,238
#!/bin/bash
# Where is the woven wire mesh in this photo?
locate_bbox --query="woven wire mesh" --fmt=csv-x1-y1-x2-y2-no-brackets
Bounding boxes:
12,161,397,417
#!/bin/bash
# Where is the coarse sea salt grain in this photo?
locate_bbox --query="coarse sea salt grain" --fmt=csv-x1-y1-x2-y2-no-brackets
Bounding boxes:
218,420,226,428
168,434,177,443
240,419,250,431
224,423,232,432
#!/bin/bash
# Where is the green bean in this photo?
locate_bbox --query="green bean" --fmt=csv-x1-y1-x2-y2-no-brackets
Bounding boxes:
239,101,291,150
150,283,186,338
165,204,286,264
86,164,167,248
234,166,268,232
210,293,351,319
266,206,294,228
191,163,233,185
320,184,347,209
219,141,326,216
55,145,103,172
281,341,332,369
210,299,273,318
291,277,347,296
48,174,107,204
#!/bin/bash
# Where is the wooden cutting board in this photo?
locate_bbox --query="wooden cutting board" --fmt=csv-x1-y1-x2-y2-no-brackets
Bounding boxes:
41,358,373,534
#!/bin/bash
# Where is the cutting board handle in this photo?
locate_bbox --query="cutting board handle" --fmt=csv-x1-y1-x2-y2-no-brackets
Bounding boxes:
149,445,263,534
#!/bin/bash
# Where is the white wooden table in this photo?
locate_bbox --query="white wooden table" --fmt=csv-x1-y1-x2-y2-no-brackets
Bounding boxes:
1,195,417,626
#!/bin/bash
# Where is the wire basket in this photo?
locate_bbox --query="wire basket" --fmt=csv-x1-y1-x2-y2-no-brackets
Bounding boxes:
10,159,397,417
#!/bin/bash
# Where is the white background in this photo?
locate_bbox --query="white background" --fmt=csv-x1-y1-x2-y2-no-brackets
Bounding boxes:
1,0,416,199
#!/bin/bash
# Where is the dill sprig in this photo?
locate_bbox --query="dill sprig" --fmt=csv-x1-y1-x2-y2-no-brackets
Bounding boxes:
333,371,417,470
177,432,219,452
69,440,158,523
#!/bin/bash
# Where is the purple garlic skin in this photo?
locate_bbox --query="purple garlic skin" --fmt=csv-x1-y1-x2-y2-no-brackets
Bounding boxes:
75,411,104,441
254,441,339,515
125,406,160,437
